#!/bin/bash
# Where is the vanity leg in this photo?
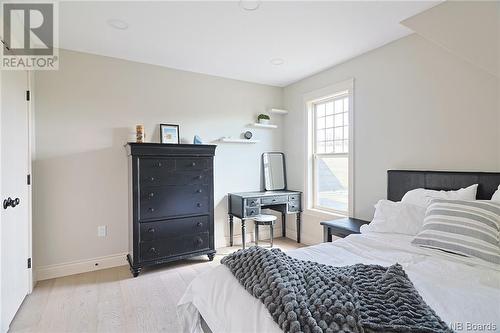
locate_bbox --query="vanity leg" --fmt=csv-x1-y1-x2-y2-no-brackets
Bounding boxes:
229,215,234,247
254,223,259,246
282,213,286,238
296,213,301,243
241,219,246,250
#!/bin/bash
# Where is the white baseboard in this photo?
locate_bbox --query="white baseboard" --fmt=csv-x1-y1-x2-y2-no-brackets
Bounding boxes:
36,252,128,281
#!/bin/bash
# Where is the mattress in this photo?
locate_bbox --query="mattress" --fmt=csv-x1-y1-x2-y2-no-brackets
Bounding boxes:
177,232,500,333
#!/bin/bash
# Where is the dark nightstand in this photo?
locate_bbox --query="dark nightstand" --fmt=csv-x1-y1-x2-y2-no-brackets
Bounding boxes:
320,217,370,242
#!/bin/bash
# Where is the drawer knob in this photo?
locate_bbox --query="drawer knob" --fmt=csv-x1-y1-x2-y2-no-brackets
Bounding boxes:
148,228,155,233
148,192,155,199
149,177,155,181
249,211,255,215
157,162,162,167
195,237,203,245
149,208,155,212
149,247,157,254
196,222,203,227
196,189,203,193
191,162,196,167
196,203,202,207
197,175,203,180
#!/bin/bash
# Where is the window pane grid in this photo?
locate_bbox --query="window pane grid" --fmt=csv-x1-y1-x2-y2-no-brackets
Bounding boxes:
314,96,349,155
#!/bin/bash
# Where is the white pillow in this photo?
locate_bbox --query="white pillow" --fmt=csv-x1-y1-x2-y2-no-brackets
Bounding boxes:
360,200,426,235
491,185,500,202
401,184,478,208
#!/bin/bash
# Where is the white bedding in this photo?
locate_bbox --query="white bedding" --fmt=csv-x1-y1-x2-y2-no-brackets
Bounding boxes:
177,233,500,333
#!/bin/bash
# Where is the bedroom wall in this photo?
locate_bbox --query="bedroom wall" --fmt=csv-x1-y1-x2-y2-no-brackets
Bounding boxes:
282,33,500,245
33,49,283,276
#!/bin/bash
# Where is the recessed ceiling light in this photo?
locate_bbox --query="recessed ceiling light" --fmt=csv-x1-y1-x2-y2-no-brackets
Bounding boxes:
107,19,129,30
270,58,285,66
239,0,261,11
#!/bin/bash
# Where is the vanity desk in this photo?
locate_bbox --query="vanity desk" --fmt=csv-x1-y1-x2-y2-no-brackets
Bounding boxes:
227,190,302,247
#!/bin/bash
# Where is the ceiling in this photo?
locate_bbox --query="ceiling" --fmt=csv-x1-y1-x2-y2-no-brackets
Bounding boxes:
59,1,440,87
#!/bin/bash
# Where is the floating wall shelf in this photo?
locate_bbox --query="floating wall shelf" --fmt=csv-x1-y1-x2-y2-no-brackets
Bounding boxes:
269,108,289,115
217,137,260,144
250,123,278,129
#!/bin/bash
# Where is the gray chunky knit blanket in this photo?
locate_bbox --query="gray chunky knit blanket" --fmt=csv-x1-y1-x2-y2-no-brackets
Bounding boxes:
221,247,452,333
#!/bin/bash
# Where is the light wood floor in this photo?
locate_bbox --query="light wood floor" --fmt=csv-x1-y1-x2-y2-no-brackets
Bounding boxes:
10,238,304,333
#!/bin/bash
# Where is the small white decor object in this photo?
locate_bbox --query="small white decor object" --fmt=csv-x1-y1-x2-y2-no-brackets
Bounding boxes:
269,108,289,115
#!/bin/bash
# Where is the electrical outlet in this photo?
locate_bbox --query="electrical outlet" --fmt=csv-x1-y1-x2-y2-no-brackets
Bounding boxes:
97,225,107,237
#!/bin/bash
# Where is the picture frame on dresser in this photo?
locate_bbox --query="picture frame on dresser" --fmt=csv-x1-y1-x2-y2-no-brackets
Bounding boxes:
125,143,216,277
159,123,180,144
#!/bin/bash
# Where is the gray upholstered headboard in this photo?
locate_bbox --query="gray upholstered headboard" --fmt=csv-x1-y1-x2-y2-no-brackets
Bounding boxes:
387,170,500,201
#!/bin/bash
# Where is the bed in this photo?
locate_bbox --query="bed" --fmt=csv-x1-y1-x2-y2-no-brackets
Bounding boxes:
177,171,500,333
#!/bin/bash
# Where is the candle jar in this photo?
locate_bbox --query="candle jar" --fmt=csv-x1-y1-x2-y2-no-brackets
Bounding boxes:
136,125,145,143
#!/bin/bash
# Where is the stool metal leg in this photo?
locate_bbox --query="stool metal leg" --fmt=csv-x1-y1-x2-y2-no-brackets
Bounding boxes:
241,219,246,249
255,222,259,246
270,224,274,248
229,215,234,246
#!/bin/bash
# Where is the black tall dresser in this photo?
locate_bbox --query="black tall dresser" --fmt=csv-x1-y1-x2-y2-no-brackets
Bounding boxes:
126,143,216,277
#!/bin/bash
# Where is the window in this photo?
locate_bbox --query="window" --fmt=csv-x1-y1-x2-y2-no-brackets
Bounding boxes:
307,82,353,215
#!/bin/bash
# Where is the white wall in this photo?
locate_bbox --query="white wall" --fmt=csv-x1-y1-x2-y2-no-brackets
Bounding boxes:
283,34,500,245
33,49,283,271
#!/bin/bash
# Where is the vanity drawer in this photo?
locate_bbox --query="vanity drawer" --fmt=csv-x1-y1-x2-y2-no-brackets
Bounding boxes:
140,216,209,241
141,170,210,186
245,198,261,207
140,232,210,261
140,185,210,220
245,207,260,218
288,194,300,201
261,196,288,205
288,200,301,212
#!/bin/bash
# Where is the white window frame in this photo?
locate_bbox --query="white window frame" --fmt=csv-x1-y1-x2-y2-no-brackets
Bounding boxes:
303,79,354,218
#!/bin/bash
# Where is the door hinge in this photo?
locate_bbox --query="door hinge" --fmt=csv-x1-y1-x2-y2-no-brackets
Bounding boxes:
26,90,30,101
27,258,32,269
27,174,31,185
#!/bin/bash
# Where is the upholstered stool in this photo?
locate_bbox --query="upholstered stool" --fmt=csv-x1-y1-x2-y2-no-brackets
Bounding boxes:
254,214,277,247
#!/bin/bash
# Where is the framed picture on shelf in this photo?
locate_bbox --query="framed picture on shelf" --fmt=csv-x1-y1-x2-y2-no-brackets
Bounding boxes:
160,124,180,144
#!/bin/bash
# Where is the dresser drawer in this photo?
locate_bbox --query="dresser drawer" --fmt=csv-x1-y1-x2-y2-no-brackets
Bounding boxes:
261,196,288,205
288,194,300,201
176,158,210,170
140,185,210,220
140,216,209,241
140,232,210,261
141,170,210,186
139,158,176,173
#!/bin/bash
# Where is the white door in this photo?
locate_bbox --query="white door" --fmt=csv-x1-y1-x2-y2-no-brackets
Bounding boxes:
0,70,30,332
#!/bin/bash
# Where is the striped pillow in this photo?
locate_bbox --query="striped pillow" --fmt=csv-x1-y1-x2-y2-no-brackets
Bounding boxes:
412,199,500,264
